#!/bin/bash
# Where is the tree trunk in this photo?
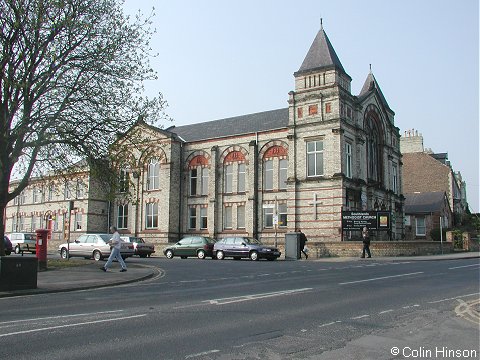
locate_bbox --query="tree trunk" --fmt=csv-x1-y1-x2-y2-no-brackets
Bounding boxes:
0,201,6,256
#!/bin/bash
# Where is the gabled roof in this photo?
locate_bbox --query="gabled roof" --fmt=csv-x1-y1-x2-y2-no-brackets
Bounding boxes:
358,72,392,112
294,27,347,77
168,108,289,142
405,191,449,214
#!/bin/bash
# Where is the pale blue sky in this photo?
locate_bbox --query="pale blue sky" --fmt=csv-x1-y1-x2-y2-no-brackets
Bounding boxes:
124,0,479,212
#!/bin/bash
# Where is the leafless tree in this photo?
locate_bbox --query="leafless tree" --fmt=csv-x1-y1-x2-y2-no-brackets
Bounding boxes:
0,0,169,255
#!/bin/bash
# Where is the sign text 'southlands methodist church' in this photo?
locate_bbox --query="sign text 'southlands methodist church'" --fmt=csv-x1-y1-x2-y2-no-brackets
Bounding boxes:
342,211,391,231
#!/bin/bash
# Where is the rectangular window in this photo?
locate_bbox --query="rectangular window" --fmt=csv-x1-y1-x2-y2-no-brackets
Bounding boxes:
74,213,82,231
345,143,352,178
189,207,197,230
279,159,288,189
33,187,42,203
145,203,158,229
263,207,273,228
237,163,245,193
297,107,303,118
278,203,287,227
308,104,318,115
12,217,17,232
392,164,398,194
416,216,426,236
64,183,71,200
201,168,209,195
224,164,233,193
237,205,245,229
117,204,128,229
147,160,160,190
48,185,55,201
325,103,332,113
31,215,37,232
224,206,232,229
119,170,129,193
76,180,84,199
307,140,324,177
264,160,273,190
190,169,198,196
200,207,208,229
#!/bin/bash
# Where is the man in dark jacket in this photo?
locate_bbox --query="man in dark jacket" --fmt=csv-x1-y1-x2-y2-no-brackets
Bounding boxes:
298,230,308,259
361,227,372,258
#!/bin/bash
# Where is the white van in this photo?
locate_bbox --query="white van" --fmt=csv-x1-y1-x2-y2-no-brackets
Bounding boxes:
9,233,37,254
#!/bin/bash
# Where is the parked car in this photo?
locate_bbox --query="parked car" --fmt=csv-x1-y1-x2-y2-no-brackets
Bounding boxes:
9,232,37,254
163,236,216,259
214,237,281,261
58,234,134,261
120,236,155,258
3,235,13,255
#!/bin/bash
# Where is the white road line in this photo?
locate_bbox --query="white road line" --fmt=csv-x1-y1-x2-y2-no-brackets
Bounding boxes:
339,272,424,285
185,350,220,359
378,309,394,314
0,310,124,325
351,315,370,320
448,264,480,270
204,288,313,305
0,314,147,338
319,321,342,328
427,293,480,304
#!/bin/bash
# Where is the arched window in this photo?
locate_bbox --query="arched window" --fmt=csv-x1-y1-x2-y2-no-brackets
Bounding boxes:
365,115,382,183
147,158,160,190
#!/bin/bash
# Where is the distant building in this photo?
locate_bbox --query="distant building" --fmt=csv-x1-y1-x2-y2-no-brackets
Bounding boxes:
401,129,468,226
404,191,452,241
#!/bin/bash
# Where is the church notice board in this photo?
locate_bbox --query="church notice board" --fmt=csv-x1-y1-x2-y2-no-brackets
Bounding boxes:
342,211,391,231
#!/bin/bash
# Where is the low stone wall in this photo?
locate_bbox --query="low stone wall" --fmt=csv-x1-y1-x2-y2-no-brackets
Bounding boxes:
274,240,455,259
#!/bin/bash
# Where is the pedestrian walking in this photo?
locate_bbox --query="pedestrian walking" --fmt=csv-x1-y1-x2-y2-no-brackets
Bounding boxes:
361,226,371,258
101,226,127,272
298,229,309,259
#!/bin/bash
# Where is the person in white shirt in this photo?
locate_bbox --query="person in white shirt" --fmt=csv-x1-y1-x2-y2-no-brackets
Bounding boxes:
101,226,127,272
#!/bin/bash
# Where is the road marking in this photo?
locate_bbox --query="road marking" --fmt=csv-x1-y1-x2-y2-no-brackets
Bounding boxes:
0,310,124,325
204,288,313,305
448,264,480,270
319,320,342,328
351,315,370,320
185,350,220,359
339,272,424,285
378,309,394,314
0,314,147,338
427,293,480,304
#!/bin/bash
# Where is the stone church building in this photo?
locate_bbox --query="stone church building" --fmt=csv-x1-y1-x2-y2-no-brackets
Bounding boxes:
5,26,404,247
111,26,404,244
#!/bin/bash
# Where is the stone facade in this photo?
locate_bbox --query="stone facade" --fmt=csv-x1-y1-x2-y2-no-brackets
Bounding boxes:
5,27,405,251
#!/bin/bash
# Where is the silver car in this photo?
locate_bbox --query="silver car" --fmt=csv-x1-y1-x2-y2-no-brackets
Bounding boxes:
58,234,134,261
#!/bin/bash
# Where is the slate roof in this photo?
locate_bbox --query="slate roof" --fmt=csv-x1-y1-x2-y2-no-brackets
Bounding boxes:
167,108,289,143
294,28,347,76
405,192,448,214
358,72,392,111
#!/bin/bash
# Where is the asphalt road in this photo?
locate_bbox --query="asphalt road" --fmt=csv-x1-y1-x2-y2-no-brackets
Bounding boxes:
0,257,479,360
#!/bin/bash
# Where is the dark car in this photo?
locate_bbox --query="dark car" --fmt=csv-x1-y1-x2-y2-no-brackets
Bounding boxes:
3,235,13,255
163,236,216,259
121,236,155,258
214,237,281,261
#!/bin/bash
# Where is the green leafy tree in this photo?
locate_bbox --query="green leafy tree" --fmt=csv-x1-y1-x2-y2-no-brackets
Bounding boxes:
0,0,169,255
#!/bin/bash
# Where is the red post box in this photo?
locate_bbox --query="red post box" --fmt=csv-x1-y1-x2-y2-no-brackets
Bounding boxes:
36,229,49,271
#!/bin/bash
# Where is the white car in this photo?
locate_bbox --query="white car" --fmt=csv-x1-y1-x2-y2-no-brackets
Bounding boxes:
58,234,134,261
121,236,155,258
8,232,37,254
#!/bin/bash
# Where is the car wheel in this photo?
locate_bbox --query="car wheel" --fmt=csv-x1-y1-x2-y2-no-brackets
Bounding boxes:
197,250,206,259
60,248,69,259
15,245,21,254
250,251,259,261
93,250,102,261
216,251,224,260
165,249,174,259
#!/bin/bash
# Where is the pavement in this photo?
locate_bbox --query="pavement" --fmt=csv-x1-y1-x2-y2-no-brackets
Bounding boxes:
0,252,478,298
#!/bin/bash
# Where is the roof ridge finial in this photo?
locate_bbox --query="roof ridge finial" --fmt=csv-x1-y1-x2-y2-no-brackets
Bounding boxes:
369,63,372,74
320,18,323,30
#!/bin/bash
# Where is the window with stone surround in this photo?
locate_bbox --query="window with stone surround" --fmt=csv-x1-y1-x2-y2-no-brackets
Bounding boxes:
307,140,324,177
145,203,158,229
189,207,196,229
117,204,128,229
278,203,287,227
223,205,232,229
263,207,274,228
415,216,426,236
325,103,332,113
200,207,208,229
297,107,303,119
237,163,245,193
147,158,160,191
237,205,245,229
308,104,318,116
345,142,352,178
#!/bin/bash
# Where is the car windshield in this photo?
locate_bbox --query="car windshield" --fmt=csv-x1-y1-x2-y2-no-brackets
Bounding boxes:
244,238,261,245
205,237,216,244
24,234,36,240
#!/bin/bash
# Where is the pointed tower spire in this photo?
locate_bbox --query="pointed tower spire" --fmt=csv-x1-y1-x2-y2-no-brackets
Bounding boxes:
359,71,391,111
294,26,347,77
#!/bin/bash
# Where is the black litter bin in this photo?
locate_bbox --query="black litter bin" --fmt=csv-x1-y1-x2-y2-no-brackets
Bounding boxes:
0,256,38,291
